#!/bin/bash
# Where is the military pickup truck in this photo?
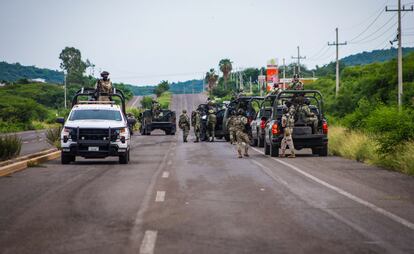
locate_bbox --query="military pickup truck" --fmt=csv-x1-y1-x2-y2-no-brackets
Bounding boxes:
263,90,328,157
56,88,136,164
140,109,176,135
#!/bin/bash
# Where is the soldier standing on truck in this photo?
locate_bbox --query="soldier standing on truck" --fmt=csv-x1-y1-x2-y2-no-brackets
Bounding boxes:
179,109,190,142
234,108,250,158
206,109,217,142
226,110,237,145
152,99,161,118
192,110,201,143
280,106,296,158
290,74,304,90
95,71,113,101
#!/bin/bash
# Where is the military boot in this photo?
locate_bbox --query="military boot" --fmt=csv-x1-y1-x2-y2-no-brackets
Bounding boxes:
279,149,286,158
244,147,249,157
238,149,243,158
288,152,296,158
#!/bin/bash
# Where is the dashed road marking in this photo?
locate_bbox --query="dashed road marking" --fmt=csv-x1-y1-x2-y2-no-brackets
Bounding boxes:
251,147,414,231
155,191,166,202
139,230,158,254
162,171,170,178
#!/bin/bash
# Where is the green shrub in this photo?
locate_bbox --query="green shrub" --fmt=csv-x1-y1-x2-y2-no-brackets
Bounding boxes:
364,106,414,154
141,96,153,109
45,127,62,149
0,135,22,160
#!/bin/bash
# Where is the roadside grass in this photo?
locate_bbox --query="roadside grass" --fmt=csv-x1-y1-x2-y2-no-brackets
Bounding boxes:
329,126,414,175
158,92,172,109
0,134,22,161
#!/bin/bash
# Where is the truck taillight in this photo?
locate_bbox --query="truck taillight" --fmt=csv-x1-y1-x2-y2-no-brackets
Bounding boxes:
260,120,266,129
271,123,279,135
323,122,328,134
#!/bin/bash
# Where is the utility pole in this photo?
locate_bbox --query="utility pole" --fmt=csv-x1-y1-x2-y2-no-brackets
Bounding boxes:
291,46,306,76
64,72,67,109
386,0,413,110
328,28,347,98
249,77,252,94
282,58,286,89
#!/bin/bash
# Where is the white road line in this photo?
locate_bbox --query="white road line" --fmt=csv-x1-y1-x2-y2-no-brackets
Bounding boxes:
162,171,170,178
251,160,288,186
155,191,166,202
139,230,158,254
251,147,414,231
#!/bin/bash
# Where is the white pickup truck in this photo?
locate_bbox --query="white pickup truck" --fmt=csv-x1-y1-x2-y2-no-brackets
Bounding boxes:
57,88,135,164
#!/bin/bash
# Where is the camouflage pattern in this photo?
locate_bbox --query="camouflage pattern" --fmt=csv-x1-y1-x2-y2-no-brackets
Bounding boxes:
207,111,217,141
280,112,295,157
178,113,190,142
233,115,250,157
192,110,201,142
95,79,113,101
152,100,161,118
226,115,237,144
298,104,318,134
290,81,304,90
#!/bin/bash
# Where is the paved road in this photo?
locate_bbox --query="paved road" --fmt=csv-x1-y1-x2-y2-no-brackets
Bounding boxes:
127,95,155,108
0,130,53,157
0,93,413,254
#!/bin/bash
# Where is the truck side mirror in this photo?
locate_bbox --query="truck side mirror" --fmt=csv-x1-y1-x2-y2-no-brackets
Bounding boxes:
56,117,65,125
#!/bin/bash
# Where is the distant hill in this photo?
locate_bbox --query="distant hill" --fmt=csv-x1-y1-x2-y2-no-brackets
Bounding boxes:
0,61,64,83
341,47,414,66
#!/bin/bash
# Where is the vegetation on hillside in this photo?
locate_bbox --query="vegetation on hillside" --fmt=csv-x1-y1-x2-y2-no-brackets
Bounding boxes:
0,61,63,84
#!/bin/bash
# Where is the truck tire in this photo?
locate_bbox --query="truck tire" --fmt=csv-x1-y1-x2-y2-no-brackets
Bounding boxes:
319,144,328,157
61,152,73,164
119,150,130,164
165,130,171,135
265,142,270,155
258,137,264,147
251,137,258,147
270,144,278,157
224,135,230,142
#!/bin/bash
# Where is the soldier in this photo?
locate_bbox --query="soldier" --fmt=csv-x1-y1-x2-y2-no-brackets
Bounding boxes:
234,108,250,158
298,99,318,134
178,109,190,142
226,109,237,144
206,109,217,142
280,106,296,158
95,71,113,101
290,74,304,90
152,99,161,118
192,110,201,142
268,83,281,95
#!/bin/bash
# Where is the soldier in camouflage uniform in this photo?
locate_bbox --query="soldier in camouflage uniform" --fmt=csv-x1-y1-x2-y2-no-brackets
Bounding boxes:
234,109,250,158
280,106,296,158
226,110,237,144
95,71,113,101
192,110,201,142
206,109,217,142
268,83,281,95
152,99,161,119
298,98,318,134
179,109,190,142
290,74,304,90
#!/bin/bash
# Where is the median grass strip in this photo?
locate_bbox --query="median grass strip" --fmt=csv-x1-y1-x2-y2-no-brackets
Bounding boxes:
329,126,414,175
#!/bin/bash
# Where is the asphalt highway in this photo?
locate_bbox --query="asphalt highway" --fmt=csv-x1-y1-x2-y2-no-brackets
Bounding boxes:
0,93,413,254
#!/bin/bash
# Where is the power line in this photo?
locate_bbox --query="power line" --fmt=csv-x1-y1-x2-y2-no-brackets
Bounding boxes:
348,7,385,42
350,13,397,44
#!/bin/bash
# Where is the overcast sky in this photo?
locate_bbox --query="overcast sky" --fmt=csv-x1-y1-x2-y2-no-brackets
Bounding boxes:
1,0,413,85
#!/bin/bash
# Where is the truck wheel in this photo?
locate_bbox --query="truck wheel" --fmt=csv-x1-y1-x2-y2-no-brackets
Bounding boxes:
265,142,270,155
61,152,73,164
319,144,328,157
258,137,264,147
251,138,258,147
119,150,130,164
165,130,171,135
224,135,230,142
270,144,278,157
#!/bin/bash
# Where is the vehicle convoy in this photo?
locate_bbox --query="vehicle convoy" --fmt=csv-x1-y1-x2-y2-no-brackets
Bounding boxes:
222,96,264,142
57,87,136,164
250,100,272,147
263,90,328,157
140,106,176,135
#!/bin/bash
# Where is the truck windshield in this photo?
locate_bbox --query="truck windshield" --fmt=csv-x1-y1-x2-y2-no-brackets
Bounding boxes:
69,110,123,121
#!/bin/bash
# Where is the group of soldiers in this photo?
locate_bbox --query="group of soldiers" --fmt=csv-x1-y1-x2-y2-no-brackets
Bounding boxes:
178,106,250,158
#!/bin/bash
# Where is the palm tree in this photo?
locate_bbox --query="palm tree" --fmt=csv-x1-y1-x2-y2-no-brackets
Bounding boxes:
205,68,219,96
219,59,232,89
